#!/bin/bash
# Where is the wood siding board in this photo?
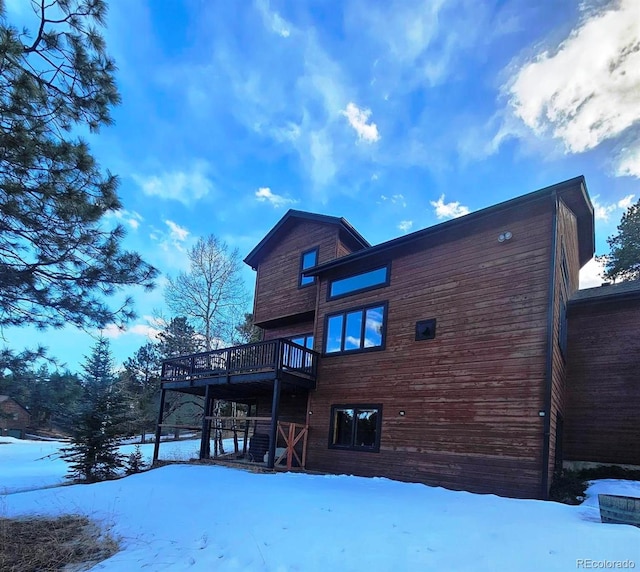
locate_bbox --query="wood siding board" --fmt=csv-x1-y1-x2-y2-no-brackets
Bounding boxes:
263,320,315,343
565,299,640,465
545,201,580,490
307,205,554,498
254,223,341,326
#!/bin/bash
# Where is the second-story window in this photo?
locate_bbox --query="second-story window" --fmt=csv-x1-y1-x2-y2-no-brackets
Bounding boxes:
328,265,389,299
325,303,387,354
299,247,318,287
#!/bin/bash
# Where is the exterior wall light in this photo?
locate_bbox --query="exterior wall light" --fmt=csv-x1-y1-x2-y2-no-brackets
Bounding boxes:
498,231,513,243
399,410,406,416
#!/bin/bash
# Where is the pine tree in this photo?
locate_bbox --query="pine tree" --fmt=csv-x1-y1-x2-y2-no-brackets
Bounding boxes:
157,317,202,358
61,337,127,482
122,341,161,443
0,0,157,331
156,317,204,439
125,445,145,475
235,313,263,344
600,198,640,282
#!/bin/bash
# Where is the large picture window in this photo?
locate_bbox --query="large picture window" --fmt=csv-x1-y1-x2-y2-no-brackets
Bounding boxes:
324,303,386,354
299,248,318,287
329,404,382,451
328,266,389,299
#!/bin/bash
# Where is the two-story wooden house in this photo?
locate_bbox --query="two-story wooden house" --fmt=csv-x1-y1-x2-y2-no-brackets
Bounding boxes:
154,176,639,499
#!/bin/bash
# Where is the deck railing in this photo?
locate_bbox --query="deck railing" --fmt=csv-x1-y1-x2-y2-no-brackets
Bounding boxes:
161,338,319,383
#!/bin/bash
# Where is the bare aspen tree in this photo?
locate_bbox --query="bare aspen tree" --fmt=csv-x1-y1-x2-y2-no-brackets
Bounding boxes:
165,236,249,454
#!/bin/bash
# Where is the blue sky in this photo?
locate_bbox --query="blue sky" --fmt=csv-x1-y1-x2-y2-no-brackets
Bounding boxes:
5,0,640,371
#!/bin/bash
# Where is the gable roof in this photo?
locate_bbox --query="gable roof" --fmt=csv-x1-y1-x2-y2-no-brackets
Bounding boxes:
243,210,370,270
570,279,640,306
306,176,595,276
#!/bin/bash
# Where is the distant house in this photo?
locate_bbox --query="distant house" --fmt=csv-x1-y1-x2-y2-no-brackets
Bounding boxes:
0,395,31,439
154,176,640,499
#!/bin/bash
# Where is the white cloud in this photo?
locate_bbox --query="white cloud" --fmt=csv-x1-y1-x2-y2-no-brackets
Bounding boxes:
592,196,616,222
345,0,484,91
101,316,162,340
149,224,191,268
112,209,143,230
579,258,605,289
164,220,190,242
255,187,297,208
618,194,636,210
398,220,413,233
308,131,337,190
381,194,407,207
506,0,640,172
133,161,214,205
591,194,636,222
342,102,381,143
256,0,290,37
616,144,640,178
430,195,470,219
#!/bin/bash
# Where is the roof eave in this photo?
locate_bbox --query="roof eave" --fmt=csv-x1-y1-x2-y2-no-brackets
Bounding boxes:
243,210,370,270
308,176,592,276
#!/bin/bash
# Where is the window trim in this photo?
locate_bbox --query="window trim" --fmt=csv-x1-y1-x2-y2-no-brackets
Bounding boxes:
298,247,319,289
323,301,388,356
328,403,383,452
327,263,391,301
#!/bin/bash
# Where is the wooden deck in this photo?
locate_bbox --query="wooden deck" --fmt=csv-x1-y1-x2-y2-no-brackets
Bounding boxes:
160,338,319,395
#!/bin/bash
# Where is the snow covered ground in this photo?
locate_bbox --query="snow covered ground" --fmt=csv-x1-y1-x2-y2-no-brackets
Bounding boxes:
0,436,202,493
1,438,639,571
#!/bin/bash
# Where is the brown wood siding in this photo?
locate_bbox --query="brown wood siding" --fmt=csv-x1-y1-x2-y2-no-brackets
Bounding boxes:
546,201,580,490
336,230,357,258
256,392,308,425
262,320,315,343
307,202,554,498
254,222,339,326
565,299,640,466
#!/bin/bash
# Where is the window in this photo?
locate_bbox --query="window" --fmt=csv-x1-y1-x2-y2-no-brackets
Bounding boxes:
329,266,389,299
299,248,318,287
284,334,314,368
329,404,382,451
558,292,568,358
289,333,314,349
324,303,386,354
560,249,570,291
558,244,569,359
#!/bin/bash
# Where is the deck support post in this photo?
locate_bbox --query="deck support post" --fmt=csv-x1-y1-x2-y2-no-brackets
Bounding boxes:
200,385,213,459
153,388,166,463
267,377,282,469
